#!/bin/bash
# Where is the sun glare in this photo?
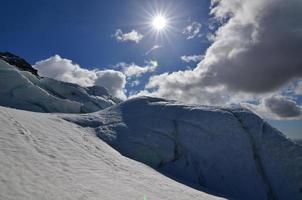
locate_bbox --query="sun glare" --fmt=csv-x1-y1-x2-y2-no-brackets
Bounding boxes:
141,4,174,40
152,15,167,30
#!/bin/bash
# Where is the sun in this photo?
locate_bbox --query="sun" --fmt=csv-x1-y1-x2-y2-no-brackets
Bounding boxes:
152,15,167,31
140,5,174,40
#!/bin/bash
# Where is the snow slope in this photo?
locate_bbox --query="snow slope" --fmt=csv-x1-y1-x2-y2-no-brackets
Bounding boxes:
0,60,119,113
0,105,223,200
1,60,301,200
66,97,302,200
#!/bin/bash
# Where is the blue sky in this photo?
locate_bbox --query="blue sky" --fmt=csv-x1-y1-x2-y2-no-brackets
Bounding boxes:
0,0,209,68
1,0,302,139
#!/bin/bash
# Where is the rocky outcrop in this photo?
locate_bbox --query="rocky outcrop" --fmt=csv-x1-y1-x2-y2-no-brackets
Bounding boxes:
0,52,38,76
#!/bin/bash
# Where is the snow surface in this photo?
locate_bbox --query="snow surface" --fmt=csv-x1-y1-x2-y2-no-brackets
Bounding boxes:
1,59,301,199
65,97,302,200
0,60,119,113
0,105,223,200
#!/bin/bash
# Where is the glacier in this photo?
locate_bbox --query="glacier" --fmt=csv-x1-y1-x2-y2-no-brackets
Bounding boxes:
0,59,120,113
65,97,302,200
0,54,302,200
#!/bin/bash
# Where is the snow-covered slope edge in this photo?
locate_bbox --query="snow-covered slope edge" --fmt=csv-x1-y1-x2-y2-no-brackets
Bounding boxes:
65,97,302,200
0,59,120,113
0,105,223,200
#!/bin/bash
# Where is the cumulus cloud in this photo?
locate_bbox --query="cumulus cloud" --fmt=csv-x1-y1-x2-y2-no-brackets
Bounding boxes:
202,0,302,93
137,0,302,119
244,96,302,119
34,55,126,99
94,70,126,99
183,21,202,39
114,29,143,43
181,55,204,63
264,96,302,118
34,55,96,86
118,60,158,78
145,45,163,55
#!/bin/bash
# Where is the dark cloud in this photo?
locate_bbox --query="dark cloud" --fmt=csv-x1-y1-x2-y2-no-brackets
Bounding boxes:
264,96,302,118
204,0,302,93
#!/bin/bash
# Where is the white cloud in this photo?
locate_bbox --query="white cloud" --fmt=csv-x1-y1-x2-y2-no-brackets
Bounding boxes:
114,29,143,43
181,55,204,63
145,45,163,55
34,55,126,99
118,60,159,78
130,80,140,87
94,70,126,99
183,21,202,39
34,55,96,86
136,0,302,119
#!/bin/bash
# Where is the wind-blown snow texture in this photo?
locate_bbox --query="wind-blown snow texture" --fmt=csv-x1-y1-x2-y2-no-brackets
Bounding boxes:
66,97,302,200
0,106,222,200
0,60,120,113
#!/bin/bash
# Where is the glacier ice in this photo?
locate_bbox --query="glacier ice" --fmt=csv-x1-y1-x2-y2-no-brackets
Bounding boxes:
66,96,302,200
0,60,119,113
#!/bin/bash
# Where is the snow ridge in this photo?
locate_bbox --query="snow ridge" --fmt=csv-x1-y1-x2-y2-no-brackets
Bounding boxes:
65,96,302,200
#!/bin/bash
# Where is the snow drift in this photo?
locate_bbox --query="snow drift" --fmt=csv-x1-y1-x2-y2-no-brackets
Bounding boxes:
66,97,302,200
0,59,120,113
